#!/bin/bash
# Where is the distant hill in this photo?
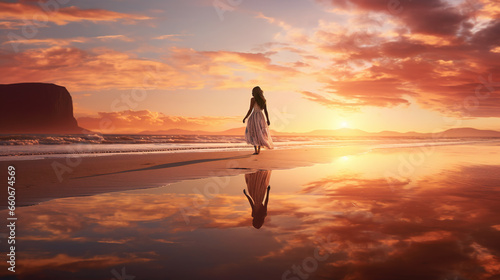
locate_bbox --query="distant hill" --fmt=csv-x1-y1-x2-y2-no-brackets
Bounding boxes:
139,127,282,136
307,128,370,137
138,127,500,137
139,128,216,135
437,127,500,138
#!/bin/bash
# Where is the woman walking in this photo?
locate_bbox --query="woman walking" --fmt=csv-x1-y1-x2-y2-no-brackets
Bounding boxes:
242,86,274,154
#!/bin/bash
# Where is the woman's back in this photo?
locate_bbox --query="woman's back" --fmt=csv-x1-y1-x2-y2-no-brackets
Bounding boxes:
252,99,263,111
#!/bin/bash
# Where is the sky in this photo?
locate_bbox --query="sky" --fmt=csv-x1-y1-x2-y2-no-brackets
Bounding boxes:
0,0,499,133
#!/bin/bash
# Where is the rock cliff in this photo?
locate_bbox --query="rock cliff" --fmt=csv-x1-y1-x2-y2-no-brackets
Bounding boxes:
0,83,85,134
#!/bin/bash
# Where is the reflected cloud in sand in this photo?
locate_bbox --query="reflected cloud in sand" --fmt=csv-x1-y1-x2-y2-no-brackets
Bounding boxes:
3,144,500,279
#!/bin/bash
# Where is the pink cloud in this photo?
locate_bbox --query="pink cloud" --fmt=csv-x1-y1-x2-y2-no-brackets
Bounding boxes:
317,0,469,36
288,1,500,116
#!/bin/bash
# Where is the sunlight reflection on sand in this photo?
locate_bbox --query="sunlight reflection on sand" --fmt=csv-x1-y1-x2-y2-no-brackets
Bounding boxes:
4,144,500,280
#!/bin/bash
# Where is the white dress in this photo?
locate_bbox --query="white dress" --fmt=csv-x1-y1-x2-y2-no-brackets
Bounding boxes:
245,170,272,211
245,102,274,149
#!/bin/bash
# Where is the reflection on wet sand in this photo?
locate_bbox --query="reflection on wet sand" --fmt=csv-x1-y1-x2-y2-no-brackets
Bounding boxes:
243,170,272,229
2,144,500,280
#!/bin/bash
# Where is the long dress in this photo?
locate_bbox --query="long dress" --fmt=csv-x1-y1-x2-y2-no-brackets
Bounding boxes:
244,170,272,229
245,102,274,149
245,170,272,211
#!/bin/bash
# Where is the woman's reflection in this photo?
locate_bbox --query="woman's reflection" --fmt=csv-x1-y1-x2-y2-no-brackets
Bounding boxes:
243,170,272,229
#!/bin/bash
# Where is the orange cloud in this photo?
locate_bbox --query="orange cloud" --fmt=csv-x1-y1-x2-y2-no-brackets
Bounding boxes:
77,110,240,133
2,34,133,47
477,0,500,20
0,46,194,91
153,34,191,41
0,2,151,26
0,21,22,30
0,45,301,92
164,47,300,89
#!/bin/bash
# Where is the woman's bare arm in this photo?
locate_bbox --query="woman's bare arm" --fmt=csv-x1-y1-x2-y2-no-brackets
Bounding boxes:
264,185,270,207
243,98,255,123
264,107,270,126
243,189,254,208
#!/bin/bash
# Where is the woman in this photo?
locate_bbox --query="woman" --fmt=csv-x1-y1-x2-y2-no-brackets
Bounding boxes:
242,86,274,155
243,170,272,229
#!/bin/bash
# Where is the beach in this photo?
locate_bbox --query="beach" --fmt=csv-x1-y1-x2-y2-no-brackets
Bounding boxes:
2,0,500,278
1,145,365,206
1,141,500,279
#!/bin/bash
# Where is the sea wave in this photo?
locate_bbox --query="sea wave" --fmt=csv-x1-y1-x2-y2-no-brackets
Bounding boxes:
0,134,249,145
0,134,499,160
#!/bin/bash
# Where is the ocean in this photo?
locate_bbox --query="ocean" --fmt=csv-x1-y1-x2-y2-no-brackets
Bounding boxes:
1,133,499,160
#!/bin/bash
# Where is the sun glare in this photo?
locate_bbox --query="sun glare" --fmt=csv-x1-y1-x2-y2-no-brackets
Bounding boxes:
340,121,349,128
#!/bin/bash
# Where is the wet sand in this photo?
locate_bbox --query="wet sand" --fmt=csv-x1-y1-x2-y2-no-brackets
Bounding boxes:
1,145,366,206
2,142,500,280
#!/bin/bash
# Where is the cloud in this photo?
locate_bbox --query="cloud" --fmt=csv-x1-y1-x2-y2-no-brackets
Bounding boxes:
77,110,240,133
2,34,134,47
2,0,499,119
153,34,191,41
266,0,500,116
160,47,301,90
0,2,151,27
299,90,402,109
0,21,23,30
317,0,469,36
95,35,134,42
166,47,298,76
0,45,300,93
0,46,197,91
20,253,151,274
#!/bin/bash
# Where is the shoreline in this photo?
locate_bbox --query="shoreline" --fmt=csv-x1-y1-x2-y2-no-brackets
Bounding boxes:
2,140,499,207
0,145,367,207
3,138,499,160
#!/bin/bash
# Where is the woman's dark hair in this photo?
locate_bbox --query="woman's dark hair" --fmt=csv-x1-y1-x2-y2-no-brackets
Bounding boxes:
252,86,266,109
252,215,266,229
